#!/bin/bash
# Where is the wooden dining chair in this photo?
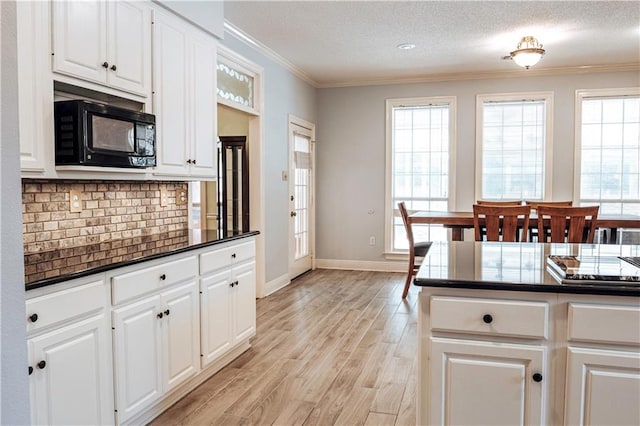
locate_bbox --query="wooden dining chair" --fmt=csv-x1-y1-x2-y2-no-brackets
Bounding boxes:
525,201,573,241
398,202,432,299
476,200,522,206
473,204,531,242
536,205,600,243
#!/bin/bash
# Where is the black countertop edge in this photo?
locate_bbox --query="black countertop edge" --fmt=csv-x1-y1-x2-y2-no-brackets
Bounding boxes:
26,231,260,292
413,278,640,297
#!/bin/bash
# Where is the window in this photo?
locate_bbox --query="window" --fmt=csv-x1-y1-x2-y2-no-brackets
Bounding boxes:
576,88,640,215
476,92,553,201
386,97,456,252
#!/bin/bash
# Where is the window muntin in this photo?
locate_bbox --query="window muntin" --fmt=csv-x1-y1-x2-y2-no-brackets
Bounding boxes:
577,91,640,215
476,93,553,202
386,97,455,252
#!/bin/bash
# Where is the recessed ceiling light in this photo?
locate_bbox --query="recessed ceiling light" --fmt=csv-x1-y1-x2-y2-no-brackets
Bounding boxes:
397,43,415,50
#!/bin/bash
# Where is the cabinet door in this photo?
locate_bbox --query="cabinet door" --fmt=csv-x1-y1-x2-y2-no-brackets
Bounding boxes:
52,0,107,83
429,338,546,426
153,11,190,176
200,270,233,367
161,281,200,392
112,295,163,423
565,347,640,426
29,314,113,426
107,1,150,95
233,261,256,343
189,33,217,178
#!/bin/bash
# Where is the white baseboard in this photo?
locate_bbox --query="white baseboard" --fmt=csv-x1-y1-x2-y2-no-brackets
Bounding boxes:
315,259,406,273
263,272,291,297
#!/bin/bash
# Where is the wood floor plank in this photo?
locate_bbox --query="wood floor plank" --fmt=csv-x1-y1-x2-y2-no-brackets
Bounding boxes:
151,269,418,426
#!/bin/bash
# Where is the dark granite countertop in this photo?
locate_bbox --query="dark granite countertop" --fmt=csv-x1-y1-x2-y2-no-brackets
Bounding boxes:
414,241,640,297
25,229,259,291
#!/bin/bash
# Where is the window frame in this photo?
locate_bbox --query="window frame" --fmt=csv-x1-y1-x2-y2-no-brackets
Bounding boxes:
384,96,457,255
574,87,640,213
475,91,554,202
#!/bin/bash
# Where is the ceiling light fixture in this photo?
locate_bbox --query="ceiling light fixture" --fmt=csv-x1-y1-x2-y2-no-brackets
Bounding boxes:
506,36,545,69
397,43,415,50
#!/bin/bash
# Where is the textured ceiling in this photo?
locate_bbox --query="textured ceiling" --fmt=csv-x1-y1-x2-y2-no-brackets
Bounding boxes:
223,0,640,87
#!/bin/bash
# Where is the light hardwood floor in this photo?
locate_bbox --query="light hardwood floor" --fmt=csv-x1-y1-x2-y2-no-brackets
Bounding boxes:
151,269,419,426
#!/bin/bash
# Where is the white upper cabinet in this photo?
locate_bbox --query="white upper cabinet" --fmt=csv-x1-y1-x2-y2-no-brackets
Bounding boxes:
52,0,151,97
153,8,218,179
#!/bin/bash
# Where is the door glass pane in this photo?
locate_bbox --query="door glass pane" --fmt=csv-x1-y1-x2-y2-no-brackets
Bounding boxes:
294,133,310,259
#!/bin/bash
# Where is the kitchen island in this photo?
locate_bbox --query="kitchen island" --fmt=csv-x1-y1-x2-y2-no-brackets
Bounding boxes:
414,241,640,425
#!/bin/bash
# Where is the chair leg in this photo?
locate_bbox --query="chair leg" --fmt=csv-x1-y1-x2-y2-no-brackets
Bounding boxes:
402,256,415,299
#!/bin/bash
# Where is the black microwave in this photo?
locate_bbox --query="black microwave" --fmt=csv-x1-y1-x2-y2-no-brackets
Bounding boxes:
54,100,156,168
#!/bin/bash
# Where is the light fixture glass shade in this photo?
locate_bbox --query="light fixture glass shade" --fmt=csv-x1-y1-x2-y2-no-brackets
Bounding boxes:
510,36,545,69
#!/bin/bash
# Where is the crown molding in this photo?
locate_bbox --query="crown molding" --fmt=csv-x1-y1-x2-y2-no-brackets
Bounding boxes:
223,21,319,88
315,63,640,89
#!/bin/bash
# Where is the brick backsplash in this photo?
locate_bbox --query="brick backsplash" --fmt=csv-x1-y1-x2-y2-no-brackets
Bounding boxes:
22,180,189,255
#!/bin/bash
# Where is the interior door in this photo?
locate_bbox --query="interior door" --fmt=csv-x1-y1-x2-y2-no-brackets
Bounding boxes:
288,121,315,279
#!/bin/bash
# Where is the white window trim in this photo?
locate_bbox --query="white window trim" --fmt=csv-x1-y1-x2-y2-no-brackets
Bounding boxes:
475,91,554,201
573,87,640,205
217,43,262,116
384,96,457,254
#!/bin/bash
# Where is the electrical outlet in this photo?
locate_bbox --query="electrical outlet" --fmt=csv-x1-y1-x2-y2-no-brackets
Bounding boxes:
175,189,187,205
69,190,82,213
160,188,169,207
369,236,376,246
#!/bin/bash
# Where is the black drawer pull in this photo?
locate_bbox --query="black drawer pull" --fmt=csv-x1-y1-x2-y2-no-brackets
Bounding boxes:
37,360,46,370
532,373,543,382
160,274,166,281
29,313,38,323
482,314,493,324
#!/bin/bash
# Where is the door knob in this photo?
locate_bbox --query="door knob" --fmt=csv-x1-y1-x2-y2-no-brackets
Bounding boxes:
532,373,543,382
290,211,297,217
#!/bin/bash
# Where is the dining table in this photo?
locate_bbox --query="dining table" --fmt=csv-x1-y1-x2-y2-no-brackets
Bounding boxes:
409,210,640,243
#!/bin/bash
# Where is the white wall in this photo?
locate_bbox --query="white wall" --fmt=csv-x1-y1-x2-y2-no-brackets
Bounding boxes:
316,71,640,262
0,1,30,423
156,0,224,39
220,34,317,283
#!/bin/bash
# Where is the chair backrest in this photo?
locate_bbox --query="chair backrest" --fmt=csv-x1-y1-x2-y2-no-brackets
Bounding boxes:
473,204,531,242
536,205,599,243
476,200,522,206
525,200,573,212
398,202,415,248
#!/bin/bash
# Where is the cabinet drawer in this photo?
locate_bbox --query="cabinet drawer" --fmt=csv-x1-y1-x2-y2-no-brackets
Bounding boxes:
430,296,549,339
200,240,255,275
112,256,197,305
26,279,105,333
568,303,640,346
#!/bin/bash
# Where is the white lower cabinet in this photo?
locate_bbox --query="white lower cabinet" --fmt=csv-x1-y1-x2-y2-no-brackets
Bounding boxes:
27,277,113,426
429,338,546,426
565,347,640,426
200,251,256,368
112,281,200,424
420,290,640,426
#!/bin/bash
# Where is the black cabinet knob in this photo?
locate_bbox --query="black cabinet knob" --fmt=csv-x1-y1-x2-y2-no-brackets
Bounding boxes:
192,159,196,165
229,282,234,287
186,159,192,164
29,313,38,323
482,314,493,324
157,312,164,319
159,274,166,281
110,64,117,71
164,309,170,316
234,281,239,287
28,366,33,375
231,253,236,259
102,61,109,68
532,373,543,382
37,360,46,370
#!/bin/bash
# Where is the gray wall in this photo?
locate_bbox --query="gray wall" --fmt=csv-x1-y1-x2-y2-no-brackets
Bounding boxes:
316,71,640,262
220,34,317,282
1,1,30,423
